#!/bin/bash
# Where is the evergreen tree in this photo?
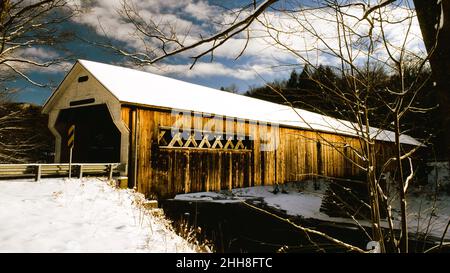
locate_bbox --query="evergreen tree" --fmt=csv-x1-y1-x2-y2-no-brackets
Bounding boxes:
286,69,299,89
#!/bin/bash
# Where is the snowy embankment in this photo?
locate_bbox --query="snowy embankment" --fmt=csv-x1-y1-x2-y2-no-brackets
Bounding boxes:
0,178,196,253
175,181,450,241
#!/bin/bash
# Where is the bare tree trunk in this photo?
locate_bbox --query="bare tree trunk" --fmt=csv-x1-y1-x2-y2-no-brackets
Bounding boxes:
394,117,408,252
414,0,450,161
367,140,386,252
368,170,384,250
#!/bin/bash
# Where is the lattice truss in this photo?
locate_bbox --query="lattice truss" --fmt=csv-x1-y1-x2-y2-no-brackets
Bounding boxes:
158,127,252,150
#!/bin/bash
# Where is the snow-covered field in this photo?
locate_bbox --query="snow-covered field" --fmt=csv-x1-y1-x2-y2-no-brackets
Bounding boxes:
0,178,196,253
175,181,450,241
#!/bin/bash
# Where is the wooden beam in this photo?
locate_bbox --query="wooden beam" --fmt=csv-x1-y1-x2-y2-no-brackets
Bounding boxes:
167,132,184,147
235,139,245,150
159,146,252,153
211,136,223,149
224,136,235,149
183,134,198,147
184,152,190,193
158,130,167,145
198,135,212,148
229,153,232,190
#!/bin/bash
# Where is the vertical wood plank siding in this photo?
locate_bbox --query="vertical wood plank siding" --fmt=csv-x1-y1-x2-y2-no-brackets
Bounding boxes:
121,106,397,198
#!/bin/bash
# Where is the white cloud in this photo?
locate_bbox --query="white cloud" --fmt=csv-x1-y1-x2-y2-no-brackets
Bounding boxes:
72,1,426,82
38,61,74,74
73,0,206,52
142,61,276,80
247,4,425,68
185,1,219,21
1,47,69,75
20,48,60,60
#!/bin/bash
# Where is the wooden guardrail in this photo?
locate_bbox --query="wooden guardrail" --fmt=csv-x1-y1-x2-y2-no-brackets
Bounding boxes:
0,163,126,181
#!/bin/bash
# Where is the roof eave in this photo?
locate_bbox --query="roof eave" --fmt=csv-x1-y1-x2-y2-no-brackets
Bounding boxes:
42,60,80,114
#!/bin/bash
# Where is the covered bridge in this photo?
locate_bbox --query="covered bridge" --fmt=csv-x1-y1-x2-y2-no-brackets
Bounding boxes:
42,60,420,198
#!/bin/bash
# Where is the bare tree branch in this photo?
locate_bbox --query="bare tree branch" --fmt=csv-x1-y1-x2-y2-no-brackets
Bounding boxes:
0,0,76,87
243,201,367,253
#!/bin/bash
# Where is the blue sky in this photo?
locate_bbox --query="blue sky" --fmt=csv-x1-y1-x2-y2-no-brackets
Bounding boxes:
9,0,424,105
10,0,293,104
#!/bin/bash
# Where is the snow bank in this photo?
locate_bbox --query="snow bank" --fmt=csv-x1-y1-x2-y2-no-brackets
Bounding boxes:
395,193,450,241
427,161,450,188
0,178,196,253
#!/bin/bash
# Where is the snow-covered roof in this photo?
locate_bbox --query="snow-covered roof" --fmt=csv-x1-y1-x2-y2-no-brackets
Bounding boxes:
48,59,421,146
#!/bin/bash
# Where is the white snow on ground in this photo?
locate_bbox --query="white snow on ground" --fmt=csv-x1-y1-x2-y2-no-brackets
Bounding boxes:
175,181,450,241
0,177,196,253
399,192,450,241
174,191,243,204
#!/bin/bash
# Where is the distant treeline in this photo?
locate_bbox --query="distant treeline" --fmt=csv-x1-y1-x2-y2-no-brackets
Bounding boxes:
244,64,443,158
0,103,54,163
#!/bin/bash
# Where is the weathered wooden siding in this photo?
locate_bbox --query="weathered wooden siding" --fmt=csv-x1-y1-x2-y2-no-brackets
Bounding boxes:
275,128,366,183
121,105,396,198
121,107,131,129
148,150,252,197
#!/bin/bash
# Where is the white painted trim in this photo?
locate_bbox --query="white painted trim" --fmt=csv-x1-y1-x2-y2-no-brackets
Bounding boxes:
48,110,61,163
44,64,129,172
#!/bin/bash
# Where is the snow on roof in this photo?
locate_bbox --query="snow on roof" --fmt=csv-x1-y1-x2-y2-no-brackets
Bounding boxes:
70,60,420,145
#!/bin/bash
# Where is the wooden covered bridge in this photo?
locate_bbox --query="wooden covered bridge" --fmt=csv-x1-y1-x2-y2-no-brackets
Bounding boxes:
42,60,420,198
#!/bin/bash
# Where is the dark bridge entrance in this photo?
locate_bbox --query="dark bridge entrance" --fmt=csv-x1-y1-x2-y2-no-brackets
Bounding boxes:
55,104,121,163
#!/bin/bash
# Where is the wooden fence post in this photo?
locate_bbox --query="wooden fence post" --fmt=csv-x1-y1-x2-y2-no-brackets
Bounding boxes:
35,165,42,182
78,165,83,179
108,164,113,180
